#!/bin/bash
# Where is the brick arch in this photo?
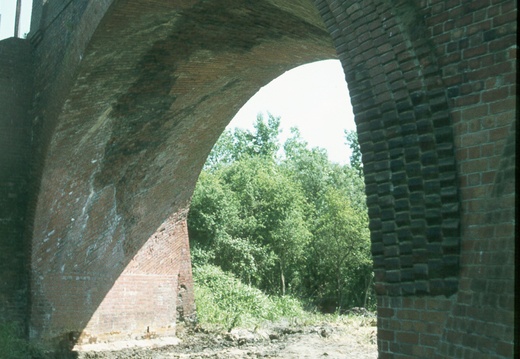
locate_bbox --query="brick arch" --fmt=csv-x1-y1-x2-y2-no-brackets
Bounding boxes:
12,0,513,357
28,0,338,346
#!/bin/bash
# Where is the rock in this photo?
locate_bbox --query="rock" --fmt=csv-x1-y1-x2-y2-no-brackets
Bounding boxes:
255,329,270,340
269,333,280,340
227,328,256,343
320,327,333,338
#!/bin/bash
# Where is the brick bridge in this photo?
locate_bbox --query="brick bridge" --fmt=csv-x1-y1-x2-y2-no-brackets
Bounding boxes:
0,0,515,357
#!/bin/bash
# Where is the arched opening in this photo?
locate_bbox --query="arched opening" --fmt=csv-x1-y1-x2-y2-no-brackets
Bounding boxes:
188,61,370,300
185,60,377,355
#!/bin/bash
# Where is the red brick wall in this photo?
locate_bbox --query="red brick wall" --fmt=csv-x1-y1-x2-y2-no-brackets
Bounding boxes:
377,296,453,358
435,0,517,354
78,212,194,344
30,209,194,347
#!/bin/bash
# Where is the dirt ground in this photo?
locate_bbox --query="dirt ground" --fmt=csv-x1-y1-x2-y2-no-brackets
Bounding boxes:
74,316,378,359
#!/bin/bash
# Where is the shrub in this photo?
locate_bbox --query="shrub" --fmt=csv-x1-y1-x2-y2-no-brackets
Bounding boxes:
193,264,308,330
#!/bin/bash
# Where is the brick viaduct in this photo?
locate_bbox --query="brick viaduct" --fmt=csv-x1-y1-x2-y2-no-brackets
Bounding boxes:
0,0,516,357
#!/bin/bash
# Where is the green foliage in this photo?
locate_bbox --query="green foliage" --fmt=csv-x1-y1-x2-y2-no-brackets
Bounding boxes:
193,264,307,330
344,130,363,176
283,127,332,209
310,188,372,310
214,233,276,286
188,114,374,316
245,114,281,158
190,154,312,294
204,113,281,171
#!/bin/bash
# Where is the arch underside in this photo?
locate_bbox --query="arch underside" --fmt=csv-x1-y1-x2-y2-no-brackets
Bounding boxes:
30,0,338,344
33,0,459,343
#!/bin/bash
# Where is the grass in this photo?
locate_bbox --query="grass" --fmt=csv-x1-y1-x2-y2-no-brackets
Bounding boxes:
194,264,310,330
192,264,363,332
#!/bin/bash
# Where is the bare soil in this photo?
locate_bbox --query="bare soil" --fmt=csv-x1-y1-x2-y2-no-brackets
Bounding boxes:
74,316,377,359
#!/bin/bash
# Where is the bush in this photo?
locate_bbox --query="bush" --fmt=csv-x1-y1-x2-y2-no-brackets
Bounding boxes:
193,264,308,330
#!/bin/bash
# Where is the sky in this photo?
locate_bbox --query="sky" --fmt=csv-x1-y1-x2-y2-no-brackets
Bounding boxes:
0,0,32,40
229,59,355,165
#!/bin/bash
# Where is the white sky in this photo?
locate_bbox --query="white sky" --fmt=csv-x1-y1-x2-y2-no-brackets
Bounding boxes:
0,0,32,40
230,59,355,165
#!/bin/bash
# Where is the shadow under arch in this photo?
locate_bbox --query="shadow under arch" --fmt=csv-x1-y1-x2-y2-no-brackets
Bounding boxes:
27,0,463,355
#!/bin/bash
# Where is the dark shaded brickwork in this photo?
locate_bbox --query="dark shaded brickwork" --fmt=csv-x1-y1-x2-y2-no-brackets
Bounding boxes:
0,38,33,329
0,0,515,357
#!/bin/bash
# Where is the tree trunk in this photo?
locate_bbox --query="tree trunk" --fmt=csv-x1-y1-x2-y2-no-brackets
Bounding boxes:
280,262,286,296
363,273,373,309
336,269,343,313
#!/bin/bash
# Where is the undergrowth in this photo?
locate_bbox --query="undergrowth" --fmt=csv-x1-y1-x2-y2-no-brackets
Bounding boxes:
193,264,321,331
193,264,377,332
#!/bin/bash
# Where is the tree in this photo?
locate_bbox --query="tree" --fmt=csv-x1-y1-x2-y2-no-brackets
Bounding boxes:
190,155,311,295
311,187,371,311
344,130,363,176
246,113,281,159
283,127,332,212
204,113,282,172
222,156,311,294
283,129,370,309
